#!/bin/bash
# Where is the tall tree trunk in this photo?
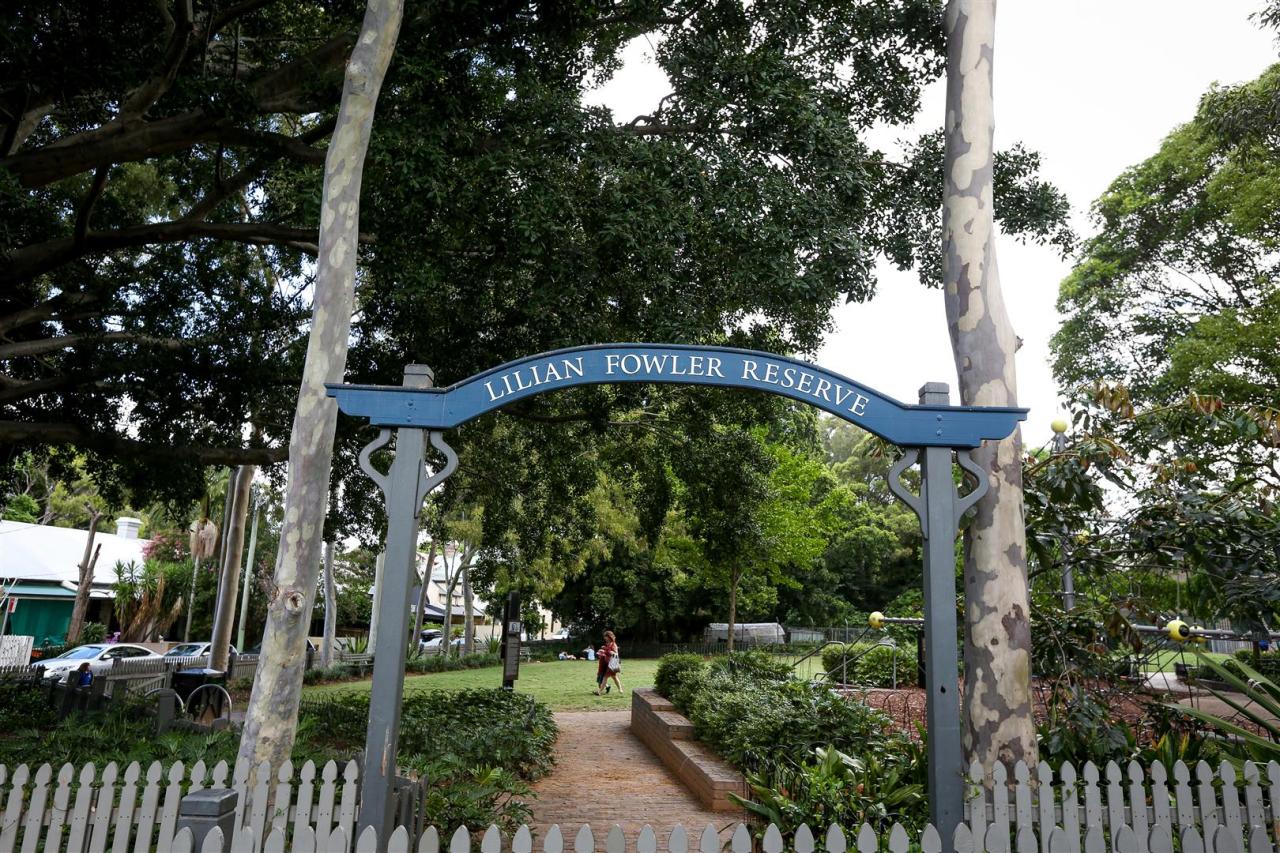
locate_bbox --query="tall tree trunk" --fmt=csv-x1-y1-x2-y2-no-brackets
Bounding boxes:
236,0,405,775
412,540,438,652
440,550,462,657
235,493,262,652
67,509,103,644
211,465,254,671
462,561,474,656
321,540,337,667
942,0,1036,770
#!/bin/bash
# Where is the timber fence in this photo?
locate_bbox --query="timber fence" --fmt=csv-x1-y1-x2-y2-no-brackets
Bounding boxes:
2,757,1280,853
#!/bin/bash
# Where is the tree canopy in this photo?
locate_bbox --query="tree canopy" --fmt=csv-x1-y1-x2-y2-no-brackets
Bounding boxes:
3,0,1069,525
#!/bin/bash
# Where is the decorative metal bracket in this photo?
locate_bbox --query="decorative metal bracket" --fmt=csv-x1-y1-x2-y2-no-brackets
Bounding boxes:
357,428,459,510
418,431,458,506
887,448,925,536
954,448,990,523
357,429,394,498
886,447,991,538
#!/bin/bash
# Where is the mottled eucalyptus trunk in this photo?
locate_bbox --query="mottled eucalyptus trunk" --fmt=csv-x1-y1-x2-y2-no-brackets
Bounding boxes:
67,511,102,644
211,464,255,671
321,540,337,667
412,540,438,651
236,0,404,775
941,0,1037,771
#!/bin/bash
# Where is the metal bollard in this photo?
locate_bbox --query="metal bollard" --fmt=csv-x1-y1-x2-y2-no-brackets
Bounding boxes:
176,789,237,852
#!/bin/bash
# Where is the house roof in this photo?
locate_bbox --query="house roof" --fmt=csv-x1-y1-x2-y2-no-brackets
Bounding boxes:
0,520,150,588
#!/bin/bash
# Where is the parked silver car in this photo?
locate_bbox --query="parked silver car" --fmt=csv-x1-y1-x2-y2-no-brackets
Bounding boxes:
34,643,162,679
164,642,237,658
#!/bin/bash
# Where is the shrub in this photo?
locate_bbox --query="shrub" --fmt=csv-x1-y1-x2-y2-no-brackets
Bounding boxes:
666,660,927,833
821,643,871,679
655,653,705,702
819,643,914,687
302,664,350,685
0,680,57,732
711,649,793,682
79,622,107,643
405,651,499,674
301,688,557,830
853,644,915,688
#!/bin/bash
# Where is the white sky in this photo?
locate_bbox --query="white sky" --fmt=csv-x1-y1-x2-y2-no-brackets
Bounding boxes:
586,2,1277,447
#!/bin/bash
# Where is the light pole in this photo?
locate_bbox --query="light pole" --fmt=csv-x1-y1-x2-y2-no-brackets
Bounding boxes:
1051,418,1076,612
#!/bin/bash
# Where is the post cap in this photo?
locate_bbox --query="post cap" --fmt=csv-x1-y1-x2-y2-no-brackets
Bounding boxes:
918,382,950,405
403,364,435,389
179,788,238,817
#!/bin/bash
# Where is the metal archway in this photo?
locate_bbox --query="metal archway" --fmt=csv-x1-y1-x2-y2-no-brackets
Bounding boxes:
327,344,1028,846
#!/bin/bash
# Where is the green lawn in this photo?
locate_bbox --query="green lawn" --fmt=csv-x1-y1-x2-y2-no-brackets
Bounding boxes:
305,658,663,711
1137,649,1230,673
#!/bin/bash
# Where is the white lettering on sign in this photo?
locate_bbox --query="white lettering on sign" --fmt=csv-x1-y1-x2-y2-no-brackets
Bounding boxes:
606,353,727,378
483,352,868,419
484,357,586,402
739,359,869,417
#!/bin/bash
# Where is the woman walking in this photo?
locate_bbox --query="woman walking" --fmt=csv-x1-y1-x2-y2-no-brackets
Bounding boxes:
594,630,622,695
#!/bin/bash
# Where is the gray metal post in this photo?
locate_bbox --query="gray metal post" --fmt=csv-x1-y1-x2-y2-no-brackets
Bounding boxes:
917,382,965,849
176,789,238,852
357,365,434,841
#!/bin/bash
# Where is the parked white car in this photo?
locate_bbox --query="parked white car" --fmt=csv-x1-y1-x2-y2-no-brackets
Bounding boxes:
421,636,465,651
34,644,162,680
164,642,236,658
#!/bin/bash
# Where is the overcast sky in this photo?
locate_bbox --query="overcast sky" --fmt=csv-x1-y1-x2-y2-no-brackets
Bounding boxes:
586,2,1277,447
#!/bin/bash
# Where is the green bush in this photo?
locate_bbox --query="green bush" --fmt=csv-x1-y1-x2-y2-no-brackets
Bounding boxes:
1232,648,1280,677
79,622,106,643
302,664,350,685
655,653,705,702
854,643,915,688
404,651,500,674
666,661,927,833
0,680,57,732
302,688,557,831
820,642,862,677
819,642,914,687
711,649,793,682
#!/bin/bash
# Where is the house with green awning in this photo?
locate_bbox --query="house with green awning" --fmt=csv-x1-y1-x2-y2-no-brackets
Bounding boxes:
0,518,150,646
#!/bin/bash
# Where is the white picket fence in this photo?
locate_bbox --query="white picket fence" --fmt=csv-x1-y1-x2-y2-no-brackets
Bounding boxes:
2,758,1279,853
0,637,33,668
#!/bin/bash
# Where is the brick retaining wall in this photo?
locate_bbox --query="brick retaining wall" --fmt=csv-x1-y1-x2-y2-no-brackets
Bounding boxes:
629,688,746,811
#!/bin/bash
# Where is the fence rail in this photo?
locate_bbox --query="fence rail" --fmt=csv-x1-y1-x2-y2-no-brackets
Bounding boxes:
2,757,1279,853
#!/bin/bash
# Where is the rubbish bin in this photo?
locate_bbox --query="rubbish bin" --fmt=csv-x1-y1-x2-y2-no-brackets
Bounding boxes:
172,668,227,721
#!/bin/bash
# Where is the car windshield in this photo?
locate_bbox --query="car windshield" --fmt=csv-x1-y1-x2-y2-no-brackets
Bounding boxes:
57,646,104,660
166,644,202,656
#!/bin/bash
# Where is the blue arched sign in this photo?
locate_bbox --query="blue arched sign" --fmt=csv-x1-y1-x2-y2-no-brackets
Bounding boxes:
339,343,1027,846
326,343,1024,448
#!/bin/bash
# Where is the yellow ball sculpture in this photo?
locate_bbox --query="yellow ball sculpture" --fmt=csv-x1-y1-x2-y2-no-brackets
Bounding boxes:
868,611,885,630
1166,619,1191,642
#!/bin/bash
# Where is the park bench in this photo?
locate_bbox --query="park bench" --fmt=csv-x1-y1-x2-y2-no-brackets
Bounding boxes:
338,652,375,676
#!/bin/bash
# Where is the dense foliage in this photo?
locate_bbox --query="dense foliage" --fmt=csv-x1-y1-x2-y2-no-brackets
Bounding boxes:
1046,43,1280,631
655,651,926,832
819,642,917,688
0,686,555,830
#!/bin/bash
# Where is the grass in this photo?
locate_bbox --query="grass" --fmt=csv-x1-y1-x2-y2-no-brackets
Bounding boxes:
305,658,663,711
1138,648,1229,673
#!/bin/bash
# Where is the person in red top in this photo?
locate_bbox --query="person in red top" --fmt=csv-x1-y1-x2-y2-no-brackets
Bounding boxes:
594,630,621,695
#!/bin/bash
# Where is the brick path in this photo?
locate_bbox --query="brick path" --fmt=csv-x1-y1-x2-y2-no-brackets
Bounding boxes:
529,710,744,840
